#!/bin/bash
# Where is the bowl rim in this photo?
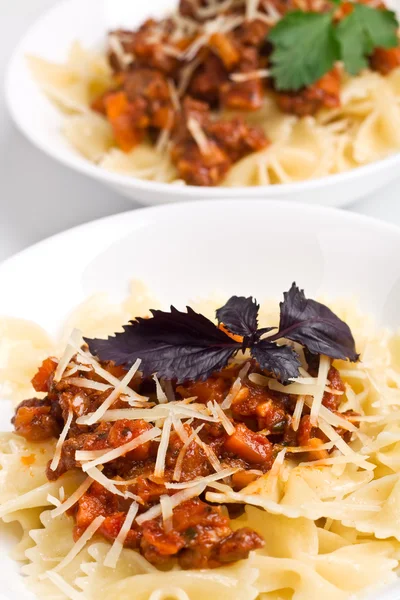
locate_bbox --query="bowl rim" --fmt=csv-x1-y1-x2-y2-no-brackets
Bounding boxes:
5,0,400,199
2,197,400,275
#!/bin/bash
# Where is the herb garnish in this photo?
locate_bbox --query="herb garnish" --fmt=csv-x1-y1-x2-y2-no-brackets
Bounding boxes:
86,283,358,385
269,2,399,91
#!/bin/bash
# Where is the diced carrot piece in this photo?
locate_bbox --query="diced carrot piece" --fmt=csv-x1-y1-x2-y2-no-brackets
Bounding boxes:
104,91,144,152
370,47,400,75
209,33,240,70
224,423,272,463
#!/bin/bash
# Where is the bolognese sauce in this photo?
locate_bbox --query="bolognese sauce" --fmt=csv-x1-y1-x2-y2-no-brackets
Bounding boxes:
13,354,357,569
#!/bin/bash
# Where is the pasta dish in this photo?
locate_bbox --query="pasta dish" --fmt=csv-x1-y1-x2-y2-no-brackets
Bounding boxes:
2,282,400,599
29,0,400,186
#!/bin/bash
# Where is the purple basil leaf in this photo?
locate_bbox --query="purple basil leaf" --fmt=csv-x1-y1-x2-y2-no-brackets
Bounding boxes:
216,296,259,338
251,340,301,383
85,307,241,384
271,283,359,361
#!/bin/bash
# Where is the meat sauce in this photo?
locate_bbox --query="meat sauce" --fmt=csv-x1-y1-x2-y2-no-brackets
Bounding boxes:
13,353,357,570
89,0,400,186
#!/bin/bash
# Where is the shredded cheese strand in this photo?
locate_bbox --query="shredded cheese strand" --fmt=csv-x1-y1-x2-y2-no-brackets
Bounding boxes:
103,501,139,568
154,415,173,478
44,572,83,600
136,483,206,525
51,477,93,518
82,359,142,426
81,427,162,471
166,466,239,489
310,355,331,426
173,424,204,481
49,410,73,472
52,515,105,573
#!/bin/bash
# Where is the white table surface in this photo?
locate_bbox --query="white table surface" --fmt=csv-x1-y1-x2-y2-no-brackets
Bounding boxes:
1,0,400,264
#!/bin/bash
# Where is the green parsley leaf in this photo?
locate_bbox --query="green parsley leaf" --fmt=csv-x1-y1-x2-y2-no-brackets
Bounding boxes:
269,11,340,91
337,4,398,75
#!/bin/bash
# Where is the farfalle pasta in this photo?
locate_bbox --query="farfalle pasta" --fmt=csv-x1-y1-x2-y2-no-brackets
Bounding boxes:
2,284,400,599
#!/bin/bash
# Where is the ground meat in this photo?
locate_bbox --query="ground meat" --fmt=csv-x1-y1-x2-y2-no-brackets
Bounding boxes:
322,366,346,411
109,21,180,75
234,19,270,47
208,118,269,162
177,376,229,404
189,53,228,105
276,68,341,116
220,48,264,111
171,96,268,185
95,67,175,152
12,398,62,442
231,383,290,432
171,139,231,186
31,357,57,393
141,498,264,569
297,415,329,460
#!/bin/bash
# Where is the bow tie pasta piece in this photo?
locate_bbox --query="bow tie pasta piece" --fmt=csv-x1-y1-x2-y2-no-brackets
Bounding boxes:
353,88,400,164
2,507,43,561
206,464,374,522
22,509,92,599
0,433,83,519
63,112,114,162
78,543,259,600
27,42,113,114
342,473,400,540
0,318,54,405
100,144,180,184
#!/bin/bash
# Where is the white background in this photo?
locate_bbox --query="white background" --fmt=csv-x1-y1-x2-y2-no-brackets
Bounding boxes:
1,0,400,263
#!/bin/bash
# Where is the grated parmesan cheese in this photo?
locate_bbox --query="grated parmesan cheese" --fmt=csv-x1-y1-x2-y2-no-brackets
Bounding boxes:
81,427,162,471
317,420,374,471
212,401,235,435
103,501,139,568
230,69,271,82
160,494,174,532
310,355,331,426
187,116,211,155
85,466,141,501
46,494,61,508
44,572,83,600
54,329,82,382
49,410,73,472
154,415,173,478
79,359,142,426
292,395,306,432
154,374,168,403
51,477,93,518
222,375,242,409
194,431,222,472
136,483,206,525
51,515,105,574
173,424,204,481
65,378,112,392
108,33,135,69
166,466,239,490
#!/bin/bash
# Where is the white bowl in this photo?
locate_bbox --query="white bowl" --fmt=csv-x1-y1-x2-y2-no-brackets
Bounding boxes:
5,0,400,207
2,199,400,598
1,200,400,599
